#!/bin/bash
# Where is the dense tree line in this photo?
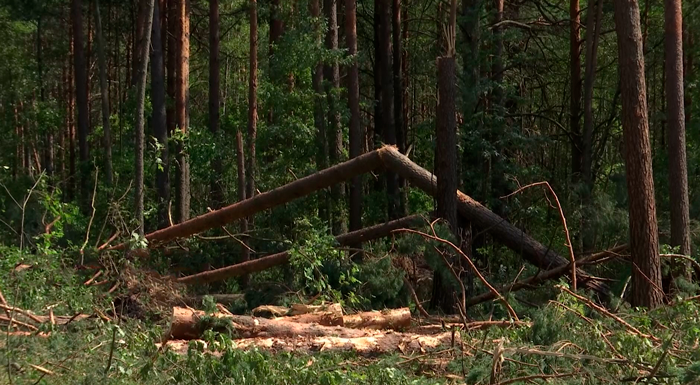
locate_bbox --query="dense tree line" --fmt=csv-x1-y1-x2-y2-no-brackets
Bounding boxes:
0,0,697,311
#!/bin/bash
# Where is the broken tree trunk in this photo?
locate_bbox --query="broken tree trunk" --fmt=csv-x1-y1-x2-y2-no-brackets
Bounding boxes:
377,147,609,297
112,148,389,250
177,214,425,285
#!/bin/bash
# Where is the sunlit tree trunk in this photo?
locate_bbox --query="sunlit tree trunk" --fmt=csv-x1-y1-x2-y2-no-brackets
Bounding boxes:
209,0,223,208
175,0,191,222
346,0,363,257
246,0,258,201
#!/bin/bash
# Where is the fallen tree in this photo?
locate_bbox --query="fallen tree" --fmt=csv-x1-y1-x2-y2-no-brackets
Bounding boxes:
177,215,425,285
168,306,411,340
116,145,606,296
112,148,388,249
377,147,609,297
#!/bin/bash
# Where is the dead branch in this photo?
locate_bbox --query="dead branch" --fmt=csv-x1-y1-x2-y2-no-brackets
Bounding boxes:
396,228,519,321
502,181,577,290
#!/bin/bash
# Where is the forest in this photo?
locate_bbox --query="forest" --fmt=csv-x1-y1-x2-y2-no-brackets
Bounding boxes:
1,0,700,383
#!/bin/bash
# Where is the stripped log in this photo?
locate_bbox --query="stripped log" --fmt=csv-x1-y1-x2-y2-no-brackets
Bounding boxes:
177,215,425,285
168,306,412,339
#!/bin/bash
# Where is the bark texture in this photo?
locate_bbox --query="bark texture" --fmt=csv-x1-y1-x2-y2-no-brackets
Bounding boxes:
613,0,663,308
175,0,191,223
209,0,223,208
70,0,90,206
151,0,170,229
346,0,363,252
134,0,155,236
94,0,113,186
664,0,691,262
246,0,258,201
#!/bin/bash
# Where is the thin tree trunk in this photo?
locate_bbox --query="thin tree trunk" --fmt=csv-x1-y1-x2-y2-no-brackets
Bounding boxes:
95,0,113,187
664,0,691,277
580,0,603,252
379,0,398,219
167,0,176,134
246,0,258,201
311,0,330,225
392,0,407,216
324,0,347,234
570,0,582,181
175,0,191,223
209,0,223,208
71,0,91,208
152,0,170,229
612,0,663,308
134,0,155,236
236,130,250,287
346,0,363,256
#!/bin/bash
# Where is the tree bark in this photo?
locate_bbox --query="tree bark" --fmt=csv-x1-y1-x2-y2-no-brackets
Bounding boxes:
612,0,663,308
71,0,90,208
236,130,250,287
95,0,113,187
311,0,329,225
580,0,603,252
324,0,347,235
570,0,582,181
151,0,170,229
134,0,155,237
392,0,407,216
209,0,223,208
246,0,258,201
664,0,691,267
177,214,425,285
346,0,363,256
175,0,191,223
379,0,399,219
167,0,177,135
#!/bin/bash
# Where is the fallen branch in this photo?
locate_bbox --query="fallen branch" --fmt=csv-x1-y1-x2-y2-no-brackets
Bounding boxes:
557,285,660,343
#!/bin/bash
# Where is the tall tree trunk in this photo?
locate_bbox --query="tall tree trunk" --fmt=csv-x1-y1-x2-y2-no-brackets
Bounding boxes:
613,0,663,308
580,0,603,252
392,0,407,216
132,0,149,86
134,0,155,236
236,130,250,287
247,0,258,201
378,0,398,219
268,0,285,123
664,0,691,279
431,56,459,314
167,0,176,135
324,0,347,235
37,16,54,184
346,0,363,256
311,0,330,225
67,28,76,201
71,0,90,207
152,0,170,229
175,0,191,222
209,0,223,208
570,0,582,181
373,0,383,151
95,0,113,187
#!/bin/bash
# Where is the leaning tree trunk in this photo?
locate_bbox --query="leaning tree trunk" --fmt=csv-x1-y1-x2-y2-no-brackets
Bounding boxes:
664,0,691,278
134,0,155,237
612,0,663,308
151,0,170,229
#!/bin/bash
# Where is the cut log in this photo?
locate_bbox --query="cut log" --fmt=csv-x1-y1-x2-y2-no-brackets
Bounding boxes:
161,331,455,354
177,215,425,285
377,147,609,297
169,306,412,339
343,308,411,330
112,148,388,250
169,306,368,340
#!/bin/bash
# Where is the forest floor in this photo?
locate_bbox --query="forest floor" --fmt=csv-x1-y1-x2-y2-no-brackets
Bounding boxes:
2,254,700,385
